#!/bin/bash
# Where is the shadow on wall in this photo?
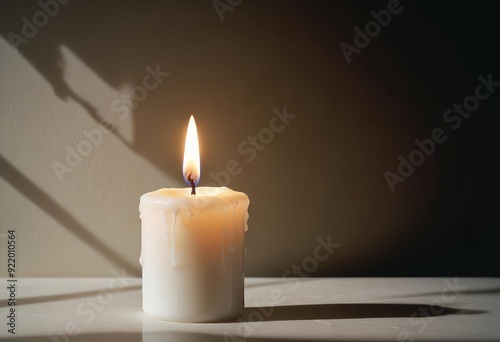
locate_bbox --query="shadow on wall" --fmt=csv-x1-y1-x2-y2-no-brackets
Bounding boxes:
1,0,500,276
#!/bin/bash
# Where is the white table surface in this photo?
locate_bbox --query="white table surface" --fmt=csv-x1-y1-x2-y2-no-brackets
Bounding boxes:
1,277,499,341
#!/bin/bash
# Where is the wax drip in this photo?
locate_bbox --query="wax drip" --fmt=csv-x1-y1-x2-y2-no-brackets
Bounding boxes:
221,205,227,275
244,208,249,232
161,209,168,242
171,210,177,266
230,201,239,252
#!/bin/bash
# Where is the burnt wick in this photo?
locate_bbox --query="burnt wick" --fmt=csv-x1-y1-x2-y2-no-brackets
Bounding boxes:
187,173,196,195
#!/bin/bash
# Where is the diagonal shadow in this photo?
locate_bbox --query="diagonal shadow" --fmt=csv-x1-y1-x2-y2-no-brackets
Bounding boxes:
395,287,500,298
0,154,140,276
58,79,132,149
0,284,141,308
245,279,288,289
240,303,486,321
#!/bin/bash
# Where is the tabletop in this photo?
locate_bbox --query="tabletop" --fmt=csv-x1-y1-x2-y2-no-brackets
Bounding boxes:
1,277,499,341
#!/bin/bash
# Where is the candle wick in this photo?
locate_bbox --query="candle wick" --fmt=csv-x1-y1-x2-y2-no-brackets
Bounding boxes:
187,173,196,195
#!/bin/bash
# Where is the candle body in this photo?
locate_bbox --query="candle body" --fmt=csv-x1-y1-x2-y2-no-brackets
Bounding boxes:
139,187,249,322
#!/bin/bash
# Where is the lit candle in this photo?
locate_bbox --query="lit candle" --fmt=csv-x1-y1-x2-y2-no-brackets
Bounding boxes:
139,116,250,322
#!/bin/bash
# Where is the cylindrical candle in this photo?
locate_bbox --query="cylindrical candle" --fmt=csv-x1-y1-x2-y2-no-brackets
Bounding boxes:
139,186,249,322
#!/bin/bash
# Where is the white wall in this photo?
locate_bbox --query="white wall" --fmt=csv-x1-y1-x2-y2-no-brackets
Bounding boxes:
0,39,178,276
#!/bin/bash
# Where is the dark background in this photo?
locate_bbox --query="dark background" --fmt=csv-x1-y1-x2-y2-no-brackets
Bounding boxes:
1,0,499,277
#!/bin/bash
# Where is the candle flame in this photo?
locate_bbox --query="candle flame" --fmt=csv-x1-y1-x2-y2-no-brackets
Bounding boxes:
183,115,200,185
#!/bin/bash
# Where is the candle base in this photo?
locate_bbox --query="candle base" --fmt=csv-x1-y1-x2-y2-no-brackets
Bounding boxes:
142,264,245,323
142,308,243,323
142,278,244,323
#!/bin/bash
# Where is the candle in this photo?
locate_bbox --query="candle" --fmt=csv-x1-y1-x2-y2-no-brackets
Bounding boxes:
139,116,250,322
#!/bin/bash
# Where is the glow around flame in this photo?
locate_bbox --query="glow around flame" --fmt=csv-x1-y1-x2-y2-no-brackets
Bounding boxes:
183,115,200,185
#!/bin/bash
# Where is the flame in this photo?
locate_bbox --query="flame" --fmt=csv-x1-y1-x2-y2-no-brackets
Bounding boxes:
183,115,200,185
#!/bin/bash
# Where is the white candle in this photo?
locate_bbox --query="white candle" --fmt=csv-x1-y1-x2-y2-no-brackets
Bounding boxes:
139,116,250,322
